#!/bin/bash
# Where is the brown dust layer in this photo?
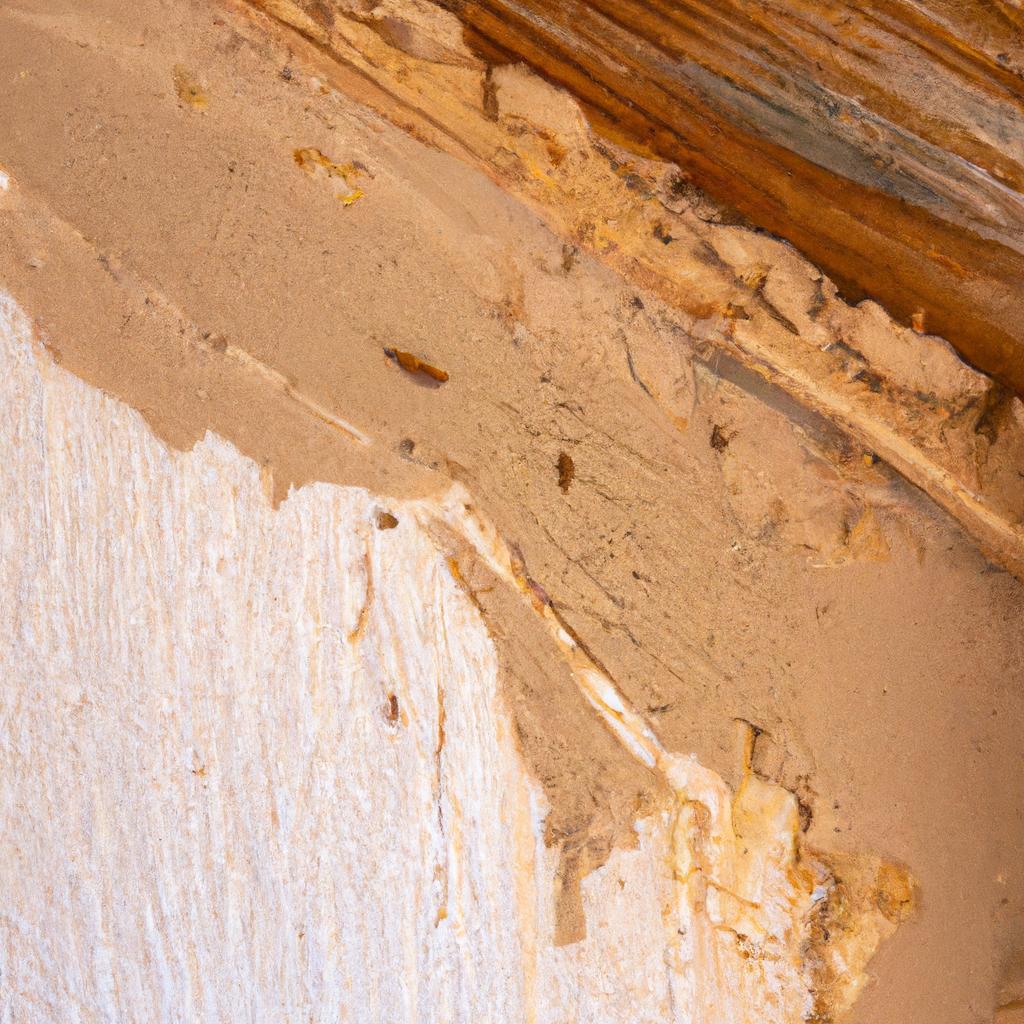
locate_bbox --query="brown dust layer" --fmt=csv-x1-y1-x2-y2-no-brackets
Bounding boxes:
0,1,1022,1020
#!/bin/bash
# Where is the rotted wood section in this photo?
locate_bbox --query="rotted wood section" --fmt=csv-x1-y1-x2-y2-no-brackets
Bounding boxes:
438,0,1024,395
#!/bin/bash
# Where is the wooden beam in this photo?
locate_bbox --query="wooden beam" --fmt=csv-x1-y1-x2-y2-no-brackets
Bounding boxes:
437,0,1024,394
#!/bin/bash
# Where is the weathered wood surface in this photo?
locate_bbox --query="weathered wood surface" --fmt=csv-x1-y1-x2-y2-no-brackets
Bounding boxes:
434,0,1024,394
1,3,1022,1017
240,0,1024,582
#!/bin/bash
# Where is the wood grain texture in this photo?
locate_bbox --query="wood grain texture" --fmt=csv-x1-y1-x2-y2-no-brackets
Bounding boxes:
1,3,1022,1015
434,0,1024,394
231,0,1024,582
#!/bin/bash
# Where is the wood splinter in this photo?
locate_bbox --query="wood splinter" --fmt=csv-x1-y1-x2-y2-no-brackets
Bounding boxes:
384,347,449,384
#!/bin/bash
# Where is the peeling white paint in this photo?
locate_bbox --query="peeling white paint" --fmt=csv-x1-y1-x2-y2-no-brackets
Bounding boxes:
0,292,901,1022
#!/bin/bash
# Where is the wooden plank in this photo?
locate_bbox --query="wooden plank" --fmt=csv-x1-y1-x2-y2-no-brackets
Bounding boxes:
438,0,1024,393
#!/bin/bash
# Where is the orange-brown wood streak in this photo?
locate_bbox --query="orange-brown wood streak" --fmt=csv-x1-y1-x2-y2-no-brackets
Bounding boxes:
440,0,1024,394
